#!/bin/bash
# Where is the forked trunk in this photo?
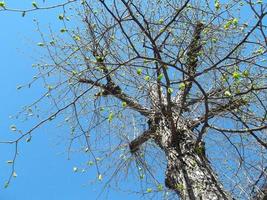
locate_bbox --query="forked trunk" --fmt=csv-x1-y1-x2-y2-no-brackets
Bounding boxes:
129,101,233,199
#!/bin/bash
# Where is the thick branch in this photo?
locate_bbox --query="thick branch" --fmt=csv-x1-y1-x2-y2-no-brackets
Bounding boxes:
79,78,151,116
129,127,156,153
179,22,204,113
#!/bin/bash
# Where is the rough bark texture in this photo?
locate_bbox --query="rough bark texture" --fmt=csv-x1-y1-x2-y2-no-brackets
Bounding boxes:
253,184,267,200
152,115,232,200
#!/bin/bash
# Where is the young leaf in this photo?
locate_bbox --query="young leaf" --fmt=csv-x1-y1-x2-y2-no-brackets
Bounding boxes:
137,68,142,75
144,75,150,81
232,72,240,80
108,112,114,122
32,2,38,8
157,184,163,191
58,14,64,20
98,174,103,181
179,83,186,90
167,87,173,94
157,73,164,81
146,188,152,193
37,42,44,47
87,161,94,166
215,0,220,10
140,174,144,179
0,1,5,8
242,70,249,77
224,91,232,97
60,28,67,33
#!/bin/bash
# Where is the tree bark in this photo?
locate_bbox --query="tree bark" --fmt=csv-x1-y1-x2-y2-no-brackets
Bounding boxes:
131,116,233,200
160,120,232,199
163,137,232,199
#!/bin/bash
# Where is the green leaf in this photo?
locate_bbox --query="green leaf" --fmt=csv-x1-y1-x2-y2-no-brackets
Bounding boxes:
224,18,238,30
157,73,164,81
58,14,64,20
136,68,142,75
73,35,81,41
6,160,13,164
175,183,184,191
224,91,232,97
242,70,249,77
96,56,104,62
47,85,53,91
49,40,55,45
256,47,265,55
32,2,38,8
37,42,44,47
224,21,232,30
144,75,150,81
60,28,67,33
167,87,173,94
146,188,152,193
122,102,127,107
26,137,31,142
98,174,103,181
157,184,163,191
87,161,94,166
108,112,114,122
232,71,240,80
211,38,218,43
232,18,238,26
159,28,164,33
179,83,186,90
215,0,220,10
0,1,5,8
140,174,144,179
158,18,164,24
72,70,78,75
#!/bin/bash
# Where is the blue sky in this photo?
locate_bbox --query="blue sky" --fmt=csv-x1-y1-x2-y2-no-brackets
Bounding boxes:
0,1,265,200
0,1,139,200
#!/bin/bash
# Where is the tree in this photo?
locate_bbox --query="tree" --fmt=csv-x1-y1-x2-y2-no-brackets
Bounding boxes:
1,0,267,199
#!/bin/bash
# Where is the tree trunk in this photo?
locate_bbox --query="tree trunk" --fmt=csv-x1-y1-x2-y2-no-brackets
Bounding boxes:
156,118,232,200
129,101,233,200
164,145,231,199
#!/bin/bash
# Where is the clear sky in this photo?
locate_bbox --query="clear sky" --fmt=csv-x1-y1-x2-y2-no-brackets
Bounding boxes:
0,1,138,200
0,1,264,200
